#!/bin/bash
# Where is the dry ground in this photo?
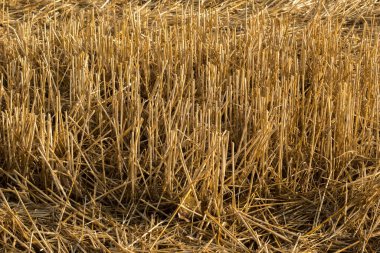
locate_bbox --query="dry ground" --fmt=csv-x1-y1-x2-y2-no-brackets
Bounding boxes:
0,0,380,252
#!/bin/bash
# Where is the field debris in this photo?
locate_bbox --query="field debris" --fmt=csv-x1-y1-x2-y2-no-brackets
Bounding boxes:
0,0,379,252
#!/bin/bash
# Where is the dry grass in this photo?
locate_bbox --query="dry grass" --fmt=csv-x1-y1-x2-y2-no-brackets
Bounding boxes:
0,0,379,252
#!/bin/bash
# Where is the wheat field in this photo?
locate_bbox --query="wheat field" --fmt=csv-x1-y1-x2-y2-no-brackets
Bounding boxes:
0,0,379,252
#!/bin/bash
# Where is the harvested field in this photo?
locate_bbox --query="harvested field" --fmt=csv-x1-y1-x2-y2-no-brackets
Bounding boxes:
0,0,379,252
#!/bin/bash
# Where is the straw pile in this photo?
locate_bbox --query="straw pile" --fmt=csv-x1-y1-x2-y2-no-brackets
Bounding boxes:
0,0,379,252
